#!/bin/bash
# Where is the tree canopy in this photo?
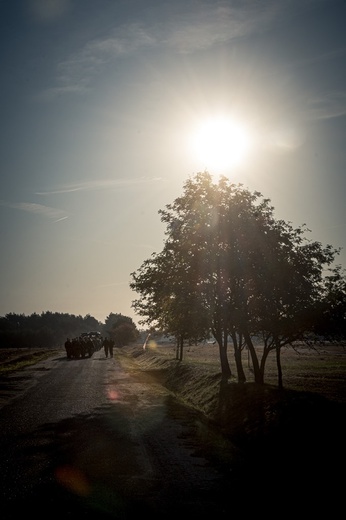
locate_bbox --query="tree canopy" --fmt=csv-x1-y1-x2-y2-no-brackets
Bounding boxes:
104,313,139,346
130,171,345,385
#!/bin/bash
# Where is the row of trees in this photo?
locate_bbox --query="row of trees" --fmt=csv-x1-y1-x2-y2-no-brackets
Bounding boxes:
130,172,346,387
0,311,139,349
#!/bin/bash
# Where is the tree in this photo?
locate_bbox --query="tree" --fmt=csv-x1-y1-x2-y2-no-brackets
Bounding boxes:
235,221,340,386
314,264,346,342
103,313,139,346
130,171,343,384
157,172,234,375
131,246,210,361
112,322,139,347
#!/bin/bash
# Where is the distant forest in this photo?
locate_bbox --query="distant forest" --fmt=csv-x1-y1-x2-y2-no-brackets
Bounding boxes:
0,311,139,349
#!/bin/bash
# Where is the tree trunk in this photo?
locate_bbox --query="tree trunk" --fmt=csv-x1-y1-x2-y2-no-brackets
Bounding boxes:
276,342,283,389
214,330,231,380
219,344,232,379
231,331,246,383
244,331,263,384
259,346,270,385
175,337,182,360
175,336,184,361
234,348,246,383
213,326,232,380
179,337,184,361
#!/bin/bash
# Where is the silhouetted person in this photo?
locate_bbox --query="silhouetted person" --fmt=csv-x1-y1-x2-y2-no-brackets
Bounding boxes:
65,338,72,358
109,338,114,358
103,338,109,358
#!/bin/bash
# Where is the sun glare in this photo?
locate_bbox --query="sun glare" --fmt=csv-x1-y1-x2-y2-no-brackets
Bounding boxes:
190,116,252,172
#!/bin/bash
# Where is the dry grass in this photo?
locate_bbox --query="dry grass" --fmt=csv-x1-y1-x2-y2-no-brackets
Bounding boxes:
0,348,61,374
131,340,346,404
121,340,345,480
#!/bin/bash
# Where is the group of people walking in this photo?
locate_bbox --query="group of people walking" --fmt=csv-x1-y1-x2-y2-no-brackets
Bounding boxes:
64,333,115,359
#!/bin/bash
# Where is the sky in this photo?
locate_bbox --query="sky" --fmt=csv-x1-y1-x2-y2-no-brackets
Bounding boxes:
1,0,345,327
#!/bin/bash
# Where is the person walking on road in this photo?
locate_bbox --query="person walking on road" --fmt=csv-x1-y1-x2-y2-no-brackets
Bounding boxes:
103,337,109,358
108,338,114,358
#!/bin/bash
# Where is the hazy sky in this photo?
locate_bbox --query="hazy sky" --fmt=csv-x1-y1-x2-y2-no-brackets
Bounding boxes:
1,0,345,326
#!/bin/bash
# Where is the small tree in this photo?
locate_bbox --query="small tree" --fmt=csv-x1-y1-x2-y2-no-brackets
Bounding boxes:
131,248,209,361
103,313,139,346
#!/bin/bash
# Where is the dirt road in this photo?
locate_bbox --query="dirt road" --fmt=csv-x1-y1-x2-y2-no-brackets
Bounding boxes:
0,348,238,519
0,345,344,517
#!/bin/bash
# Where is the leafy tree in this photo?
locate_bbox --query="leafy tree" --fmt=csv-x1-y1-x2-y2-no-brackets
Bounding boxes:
234,219,340,386
157,173,234,374
112,322,139,347
103,313,139,346
130,171,343,384
314,264,346,342
131,248,209,361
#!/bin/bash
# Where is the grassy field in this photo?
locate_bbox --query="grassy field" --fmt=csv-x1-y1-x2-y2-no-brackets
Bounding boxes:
0,347,61,374
138,340,346,404
121,339,345,492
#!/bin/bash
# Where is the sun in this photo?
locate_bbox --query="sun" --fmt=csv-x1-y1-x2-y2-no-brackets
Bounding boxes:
189,116,252,172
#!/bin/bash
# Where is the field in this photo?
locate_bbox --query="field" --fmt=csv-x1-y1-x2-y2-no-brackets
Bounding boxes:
0,348,61,374
123,340,346,488
139,340,346,404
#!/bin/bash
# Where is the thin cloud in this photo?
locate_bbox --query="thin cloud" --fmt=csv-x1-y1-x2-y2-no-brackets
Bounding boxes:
42,23,157,99
36,177,163,195
53,216,69,223
307,91,346,121
41,0,291,99
0,200,69,221
163,2,279,53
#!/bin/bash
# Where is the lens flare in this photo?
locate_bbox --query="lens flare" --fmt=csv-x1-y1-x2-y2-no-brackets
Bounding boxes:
55,464,91,496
